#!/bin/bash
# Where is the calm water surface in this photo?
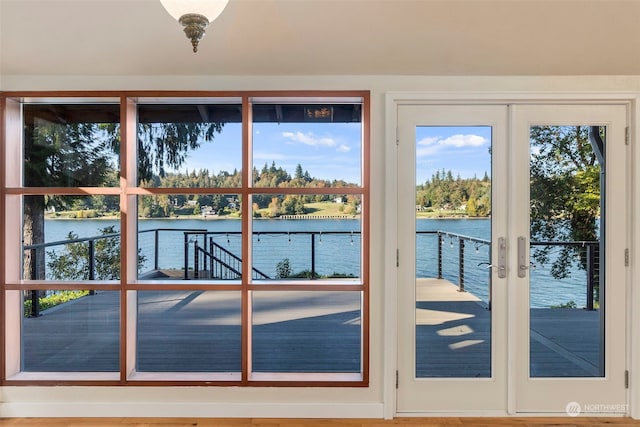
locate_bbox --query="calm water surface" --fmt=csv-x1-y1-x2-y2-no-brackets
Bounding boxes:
43,217,590,308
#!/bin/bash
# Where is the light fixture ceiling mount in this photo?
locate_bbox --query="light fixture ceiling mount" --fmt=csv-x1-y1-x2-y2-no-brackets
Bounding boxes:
160,0,229,53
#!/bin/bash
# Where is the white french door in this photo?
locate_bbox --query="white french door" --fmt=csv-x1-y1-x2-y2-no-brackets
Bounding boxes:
396,103,628,414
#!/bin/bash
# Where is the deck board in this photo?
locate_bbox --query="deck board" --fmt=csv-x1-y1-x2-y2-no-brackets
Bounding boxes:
416,278,600,378
21,279,600,378
22,290,361,373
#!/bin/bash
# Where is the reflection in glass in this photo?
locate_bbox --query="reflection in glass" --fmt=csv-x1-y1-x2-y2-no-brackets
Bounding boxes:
529,125,604,377
22,196,121,281
22,290,120,372
137,194,241,280
252,291,361,373
136,291,241,372
137,103,242,187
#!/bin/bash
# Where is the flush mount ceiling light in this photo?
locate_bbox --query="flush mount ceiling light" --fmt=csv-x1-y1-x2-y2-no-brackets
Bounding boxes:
160,0,229,53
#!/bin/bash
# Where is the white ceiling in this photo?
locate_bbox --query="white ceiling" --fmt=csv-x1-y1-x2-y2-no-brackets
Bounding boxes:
1,0,640,77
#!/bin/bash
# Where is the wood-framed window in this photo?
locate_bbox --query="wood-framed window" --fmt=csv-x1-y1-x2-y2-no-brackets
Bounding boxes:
0,91,369,386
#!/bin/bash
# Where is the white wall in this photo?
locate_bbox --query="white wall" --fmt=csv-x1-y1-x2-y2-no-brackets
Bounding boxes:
1,75,640,418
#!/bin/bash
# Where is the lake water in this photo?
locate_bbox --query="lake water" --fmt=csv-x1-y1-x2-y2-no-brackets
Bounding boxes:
43,217,592,308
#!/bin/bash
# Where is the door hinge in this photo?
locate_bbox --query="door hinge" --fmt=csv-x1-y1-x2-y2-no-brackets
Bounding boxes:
396,249,400,267
396,127,399,145
625,248,630,267
396,370,399,388
625,370,630,388
625,126,630,145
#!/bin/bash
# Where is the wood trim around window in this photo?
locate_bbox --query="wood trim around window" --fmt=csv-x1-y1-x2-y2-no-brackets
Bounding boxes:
0,90,370,387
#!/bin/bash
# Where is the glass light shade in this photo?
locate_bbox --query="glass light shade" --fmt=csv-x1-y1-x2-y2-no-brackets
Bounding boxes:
160,0,229,22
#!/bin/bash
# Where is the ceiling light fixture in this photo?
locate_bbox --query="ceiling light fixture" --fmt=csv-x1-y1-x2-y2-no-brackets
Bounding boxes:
160,0,229,53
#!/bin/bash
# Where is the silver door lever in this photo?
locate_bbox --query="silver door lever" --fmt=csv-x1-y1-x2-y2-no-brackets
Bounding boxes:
480,237,507,278
518,236,529,278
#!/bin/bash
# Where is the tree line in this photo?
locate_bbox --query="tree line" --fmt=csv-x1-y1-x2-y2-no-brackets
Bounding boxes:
137,161,359,219
416,169,491,217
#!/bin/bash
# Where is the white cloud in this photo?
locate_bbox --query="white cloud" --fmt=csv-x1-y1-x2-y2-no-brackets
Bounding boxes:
416,134,488,157
282,131,336,148
337,144,351,153
440,134,488,147
417,136,439,146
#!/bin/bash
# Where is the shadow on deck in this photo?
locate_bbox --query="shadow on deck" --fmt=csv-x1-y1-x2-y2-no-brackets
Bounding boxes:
416,278,601,378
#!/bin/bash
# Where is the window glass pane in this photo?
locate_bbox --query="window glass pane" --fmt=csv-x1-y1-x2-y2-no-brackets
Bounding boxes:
252,291,361,373
252,195,362,281
22,195,121,281
23,103,120,187
252,103,362,187
137,194,241,281
136,291,241,372
22,290,120,372
137,103,242,187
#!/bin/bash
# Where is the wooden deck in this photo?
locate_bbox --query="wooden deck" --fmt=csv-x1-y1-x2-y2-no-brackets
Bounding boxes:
21,279,599,377
416,278,600,378
22,290,361,373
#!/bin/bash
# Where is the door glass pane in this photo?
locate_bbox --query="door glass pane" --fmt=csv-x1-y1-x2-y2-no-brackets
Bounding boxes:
529,125,604,377
415,126,492,378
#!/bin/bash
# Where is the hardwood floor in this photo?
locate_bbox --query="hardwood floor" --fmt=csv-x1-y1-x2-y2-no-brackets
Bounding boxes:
1,418,640,427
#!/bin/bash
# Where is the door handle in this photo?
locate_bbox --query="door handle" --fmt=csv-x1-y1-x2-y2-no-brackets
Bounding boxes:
496,237,507,278
481,237,506,278
518,236,529,278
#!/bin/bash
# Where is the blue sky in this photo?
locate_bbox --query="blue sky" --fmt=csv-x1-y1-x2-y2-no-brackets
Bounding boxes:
415,126,492,185
169,122,363,184
158,123,489,186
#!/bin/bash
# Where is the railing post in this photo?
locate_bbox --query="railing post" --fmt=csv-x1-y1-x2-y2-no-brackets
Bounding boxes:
30,249,40,317
184,233,189,280
209,237,214,278
586,243,595,311
30,290,39,317
194,240,199,280
154,229,160,271
437,232,443,279
88,239,96,295
88,240,95,281
311,233,316,280
458,238,465,292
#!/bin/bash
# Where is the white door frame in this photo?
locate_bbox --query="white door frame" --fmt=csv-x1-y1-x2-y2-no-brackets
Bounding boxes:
383,91,637,419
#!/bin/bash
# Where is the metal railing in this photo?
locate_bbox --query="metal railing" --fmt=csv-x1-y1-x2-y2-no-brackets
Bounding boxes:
188,233,271,280
420,231,600,311
23,228,600,316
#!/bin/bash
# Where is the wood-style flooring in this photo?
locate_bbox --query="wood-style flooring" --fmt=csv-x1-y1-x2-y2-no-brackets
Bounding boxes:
1,418,640,427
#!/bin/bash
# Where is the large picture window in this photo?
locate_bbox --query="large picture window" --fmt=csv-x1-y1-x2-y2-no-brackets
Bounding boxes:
1,92,369,385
